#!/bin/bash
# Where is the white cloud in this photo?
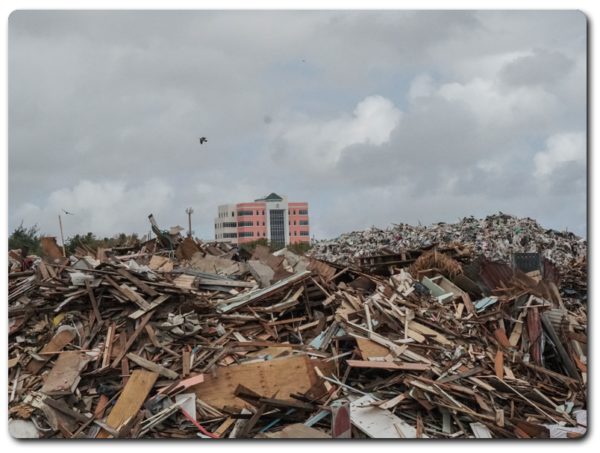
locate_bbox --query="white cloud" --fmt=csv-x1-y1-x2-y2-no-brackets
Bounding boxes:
269,95,402,169
534,132,586,179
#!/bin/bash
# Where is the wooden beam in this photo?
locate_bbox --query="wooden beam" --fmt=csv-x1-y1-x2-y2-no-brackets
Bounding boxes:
104,275,138,302
117,268,159,296
126,352,179,379
111,311,154,368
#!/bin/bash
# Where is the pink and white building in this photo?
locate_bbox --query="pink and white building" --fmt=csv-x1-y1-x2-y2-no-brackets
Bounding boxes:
214,193,309,246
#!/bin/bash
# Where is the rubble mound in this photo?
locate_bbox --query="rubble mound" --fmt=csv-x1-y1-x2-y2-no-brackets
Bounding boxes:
309,213,586,268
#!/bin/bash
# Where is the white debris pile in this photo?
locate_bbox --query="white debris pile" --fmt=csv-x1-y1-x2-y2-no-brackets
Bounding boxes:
309,213,586,268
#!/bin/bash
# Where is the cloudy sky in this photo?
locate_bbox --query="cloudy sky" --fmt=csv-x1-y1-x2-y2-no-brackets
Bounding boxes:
8,10,587,242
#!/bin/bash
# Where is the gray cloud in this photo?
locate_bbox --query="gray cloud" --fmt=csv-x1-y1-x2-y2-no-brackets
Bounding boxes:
8,10,587,242
499,49,576,88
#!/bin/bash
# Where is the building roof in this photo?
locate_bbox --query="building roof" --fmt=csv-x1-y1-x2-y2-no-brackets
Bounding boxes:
255,192,283,202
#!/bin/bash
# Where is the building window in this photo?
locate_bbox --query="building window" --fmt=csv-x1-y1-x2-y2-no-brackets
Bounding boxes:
256,221,259,226
300,220,309,226
256,210,259,215
238,221,254,227
300,231,309,236
263,232,265,237
223,222,237,228
237,210,254,216
289,231,291,236
288,210,290,215
262,210,264,215
294,210,296,215
294,231,297,236
294,220,296,225
239,231,255,238
299,209,308,215
223,232,238,238
262,221,265,226
288,221,290,226
215,234,217,239
232,212,235,217
270,210,286,247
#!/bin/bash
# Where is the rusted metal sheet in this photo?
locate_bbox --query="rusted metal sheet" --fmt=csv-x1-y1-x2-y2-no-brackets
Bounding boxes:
462,255,493,296
541,258,560,286
479,257,514,294
527,307,542,366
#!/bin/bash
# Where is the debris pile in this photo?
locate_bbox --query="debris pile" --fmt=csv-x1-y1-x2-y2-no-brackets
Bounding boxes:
8,213,587,439
309,213,586,269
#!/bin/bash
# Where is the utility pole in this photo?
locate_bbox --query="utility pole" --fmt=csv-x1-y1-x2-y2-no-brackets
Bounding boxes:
58,215,66,257
185,207,194,238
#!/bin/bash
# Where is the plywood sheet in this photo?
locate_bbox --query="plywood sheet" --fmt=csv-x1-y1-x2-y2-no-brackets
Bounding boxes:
41,237,64,261
191,355,333,409
175,236,202,261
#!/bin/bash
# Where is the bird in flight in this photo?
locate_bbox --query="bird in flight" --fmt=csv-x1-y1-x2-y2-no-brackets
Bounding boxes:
62,209,74,215
199,137,208,145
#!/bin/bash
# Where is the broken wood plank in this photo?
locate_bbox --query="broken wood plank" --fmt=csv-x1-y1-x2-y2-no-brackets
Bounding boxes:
495,350,504,380
96,370,158,438
125,353,179,379
40,352,92,396
117,268,159,296
111,311,154,368
347,360,431,371
182,349,191,377
104,275,138,302
144,324,161,348
27,330,76,375
129,294,171,320
43,398,91,423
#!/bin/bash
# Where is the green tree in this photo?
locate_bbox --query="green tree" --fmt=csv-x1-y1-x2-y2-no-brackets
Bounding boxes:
286,242,313,255
8,222,42,255
239,238,284,254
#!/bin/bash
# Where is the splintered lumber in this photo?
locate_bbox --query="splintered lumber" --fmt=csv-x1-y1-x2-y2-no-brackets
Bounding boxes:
111,311,154,368
129,294,171,320
84,280,102,322
104,275,138,302
43,397,91,423
495,350,504,380
125,353,179,379
182,349,191,377
27,330,76,374
117,268,159,297
190,355,333,409
96,370,158,438
40,352,92,396
347,360,430,371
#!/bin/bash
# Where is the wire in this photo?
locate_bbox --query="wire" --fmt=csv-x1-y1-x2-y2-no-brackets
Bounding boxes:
152,225,174,251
